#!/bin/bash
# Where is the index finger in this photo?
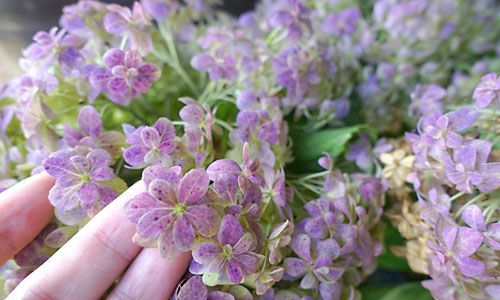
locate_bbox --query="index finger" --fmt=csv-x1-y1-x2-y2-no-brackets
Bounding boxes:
0,173,55,265
7,181,145,300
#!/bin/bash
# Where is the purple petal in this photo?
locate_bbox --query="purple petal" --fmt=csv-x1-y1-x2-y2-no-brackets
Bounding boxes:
173,215,195,251
185,205,220,237
149,179,177,206
108,77,128,96
447,108,478,132
158,230,182,259
226,258,243,284
177,276,208,300
461,205,486,231
43,156,75,178
191,53,215,71
89,68,112,92
123,192,163,223
233,233,253,255
454,227,483,256
206,159,242,181
136,208,175,238
125,50,142,68
178,168,209,205
192,242,222,265
180,104,204,126
90,167,114,182
208,291,235,300
218,214,243,246
77,182,98,204
49,185,81,211
142,165,181,187
123,145,148,167
141,127,160,148
103,12,129,34
455,255,486,276
486,285,500,300
284,257,308,277
213,173,238,204
77,106,102,138
103,48,125,68
289,233,313,261
316,238,340,259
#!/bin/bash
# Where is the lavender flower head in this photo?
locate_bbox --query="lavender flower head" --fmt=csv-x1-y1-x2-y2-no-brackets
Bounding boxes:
90,48,161,106
43,149,118,224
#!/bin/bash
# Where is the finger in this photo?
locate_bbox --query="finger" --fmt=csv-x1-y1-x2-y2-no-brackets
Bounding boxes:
7,181,145,300
107,249,191,300
0,173,55,265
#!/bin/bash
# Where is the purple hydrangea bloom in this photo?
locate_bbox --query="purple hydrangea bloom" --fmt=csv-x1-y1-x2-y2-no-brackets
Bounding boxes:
123,167,220,258
18,74,59,106
462,205,500,250
428,219,486,277
21,27,66,73
89,49,161,106
409,84,447,117
445,140,500,193
123,117,176,168
283,233,344,299
346,133,392,170
417,108,478,162
272,47,320,102
43,149,117,223
321,7,362,37
140,0,178,20
191,48,238,82
64,105,125,158
103,2,153,56
192,214,263,284
269,0,311,42
472,73,500,109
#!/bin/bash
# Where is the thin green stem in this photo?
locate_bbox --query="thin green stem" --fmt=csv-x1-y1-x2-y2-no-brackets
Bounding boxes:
214,119,234,132
114,157,124,176
119,32,129,51
454,192,487,217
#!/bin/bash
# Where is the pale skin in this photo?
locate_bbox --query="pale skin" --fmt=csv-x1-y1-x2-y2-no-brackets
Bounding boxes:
0,173,191,300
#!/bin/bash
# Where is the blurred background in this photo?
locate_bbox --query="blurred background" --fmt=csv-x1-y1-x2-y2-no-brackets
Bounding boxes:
0,0,257,80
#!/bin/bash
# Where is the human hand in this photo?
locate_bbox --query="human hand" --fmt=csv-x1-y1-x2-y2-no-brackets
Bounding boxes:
0,173,191,300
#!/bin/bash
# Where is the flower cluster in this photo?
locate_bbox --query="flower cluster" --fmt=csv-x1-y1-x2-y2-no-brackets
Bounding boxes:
3,0,500,299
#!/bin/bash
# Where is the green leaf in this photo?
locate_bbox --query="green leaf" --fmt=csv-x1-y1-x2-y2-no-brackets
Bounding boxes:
101,177,128,195
360,282,433,300
377,221,411,272
288,125,363,172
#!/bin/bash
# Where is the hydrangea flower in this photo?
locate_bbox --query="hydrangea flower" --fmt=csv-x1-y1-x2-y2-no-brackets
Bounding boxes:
103,2,153,56
444,140,500,193
462,205,500,250
192,214,263,284
321,7,362,37
64,105,125,158
43,149,117,223
427,219,485,277
191,49,238,82
123,166,220,258
123,117,176,167
472,73,500,109
272,47,320,104
269,0,311,42
90,49,161,106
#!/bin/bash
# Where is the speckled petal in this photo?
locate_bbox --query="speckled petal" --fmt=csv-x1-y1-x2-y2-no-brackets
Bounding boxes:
185,205,220,237
136,208,175,238
218,214,243,246
192,242,222,265
173,215,195,251
178,168,209,205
